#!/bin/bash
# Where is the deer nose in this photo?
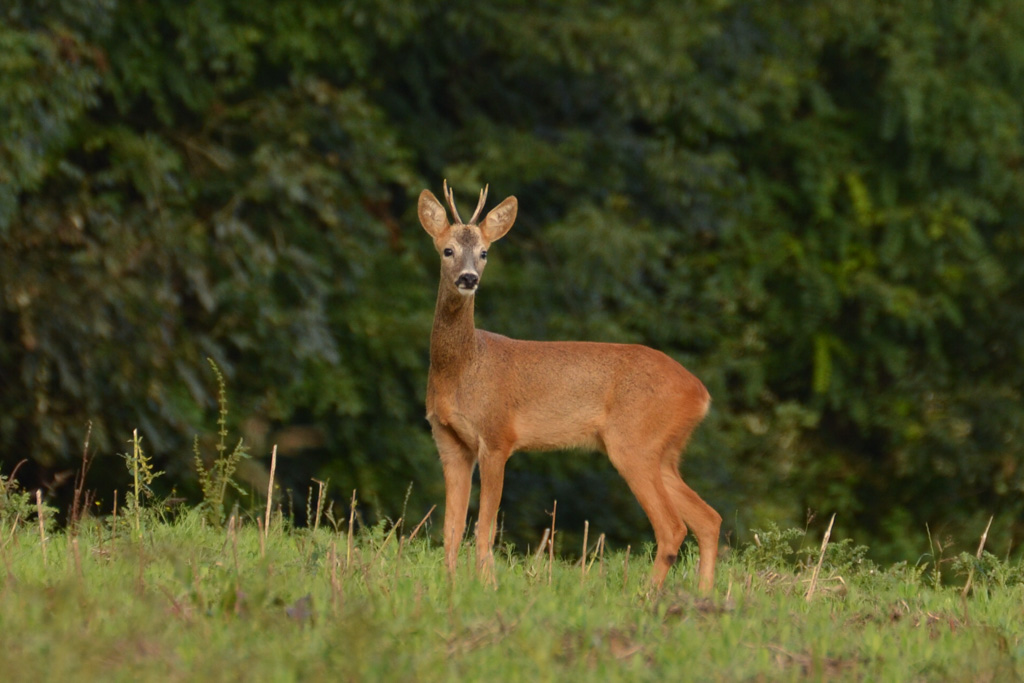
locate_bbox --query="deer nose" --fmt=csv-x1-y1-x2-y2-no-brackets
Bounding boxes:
455,272,479,290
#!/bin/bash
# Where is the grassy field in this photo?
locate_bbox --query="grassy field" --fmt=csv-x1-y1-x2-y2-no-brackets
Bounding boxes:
1,503,1022,682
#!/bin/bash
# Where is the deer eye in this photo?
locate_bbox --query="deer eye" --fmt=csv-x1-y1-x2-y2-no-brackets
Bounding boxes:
480,250,488,260
443,248,454,257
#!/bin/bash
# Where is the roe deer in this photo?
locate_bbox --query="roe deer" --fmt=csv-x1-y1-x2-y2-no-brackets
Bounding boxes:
419,182,721,594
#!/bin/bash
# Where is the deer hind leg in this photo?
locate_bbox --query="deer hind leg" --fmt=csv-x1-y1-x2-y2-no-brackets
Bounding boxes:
474,439,510,586
661,464,721,595
605,442,687,590
432,422,475,577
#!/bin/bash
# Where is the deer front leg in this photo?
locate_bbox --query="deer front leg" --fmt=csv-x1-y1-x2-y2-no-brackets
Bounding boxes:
432,422,475,577
475,443,509,586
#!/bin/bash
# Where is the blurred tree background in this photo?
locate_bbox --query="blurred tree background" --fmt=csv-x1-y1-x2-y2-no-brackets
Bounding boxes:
3,0,1023,561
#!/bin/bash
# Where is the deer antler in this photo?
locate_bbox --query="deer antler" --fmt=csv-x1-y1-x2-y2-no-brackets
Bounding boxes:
469,184,489,225
443,180,464,225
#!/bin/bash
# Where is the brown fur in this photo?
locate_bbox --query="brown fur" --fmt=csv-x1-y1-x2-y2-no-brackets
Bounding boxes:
418,186,722,594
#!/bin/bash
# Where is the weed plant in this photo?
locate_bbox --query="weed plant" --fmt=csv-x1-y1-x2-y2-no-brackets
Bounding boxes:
192,358,249,526
121,430,163,537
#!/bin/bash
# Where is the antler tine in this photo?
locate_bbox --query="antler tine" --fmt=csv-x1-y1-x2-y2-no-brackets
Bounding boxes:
469,184,489,225
443,179,464,225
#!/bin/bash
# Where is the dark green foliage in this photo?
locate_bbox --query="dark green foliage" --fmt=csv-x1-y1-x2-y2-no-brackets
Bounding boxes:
2,0,1023,561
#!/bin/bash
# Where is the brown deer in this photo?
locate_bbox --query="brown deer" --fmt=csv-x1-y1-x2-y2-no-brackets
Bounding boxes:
418,182,721,594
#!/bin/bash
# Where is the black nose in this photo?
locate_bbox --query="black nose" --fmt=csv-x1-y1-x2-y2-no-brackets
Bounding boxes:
455,272,479,289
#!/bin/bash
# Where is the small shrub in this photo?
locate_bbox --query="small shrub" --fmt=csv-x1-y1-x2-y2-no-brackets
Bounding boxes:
800,537,874,574
952,550,1024,589
0,462,42,530
741,523,806,569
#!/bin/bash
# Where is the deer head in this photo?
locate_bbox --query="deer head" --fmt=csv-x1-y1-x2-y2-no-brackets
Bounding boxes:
418,182,518,296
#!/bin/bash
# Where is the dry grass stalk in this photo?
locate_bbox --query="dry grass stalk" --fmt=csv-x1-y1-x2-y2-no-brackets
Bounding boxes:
548,500,557,585
805,513,836,601
5,516,19,550
408,505,436,542
346,489,357,569
580,520,589,584
70,422,94,532
961,515,995,598
312,478,327,534
586,533,606,577
531,528,551,566
35,489,47,566
264,445,277,544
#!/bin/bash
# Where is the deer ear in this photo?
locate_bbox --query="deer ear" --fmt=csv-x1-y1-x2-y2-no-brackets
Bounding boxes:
418,190,449,238
480,196,517,242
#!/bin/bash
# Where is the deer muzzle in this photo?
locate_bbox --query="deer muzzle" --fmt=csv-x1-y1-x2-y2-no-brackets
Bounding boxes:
454,272,479,294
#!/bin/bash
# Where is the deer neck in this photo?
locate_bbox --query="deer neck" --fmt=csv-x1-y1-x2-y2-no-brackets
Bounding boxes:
429,282,478,375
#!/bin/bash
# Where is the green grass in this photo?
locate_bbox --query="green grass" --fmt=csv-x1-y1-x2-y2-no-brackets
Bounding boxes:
2,508,1022,682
